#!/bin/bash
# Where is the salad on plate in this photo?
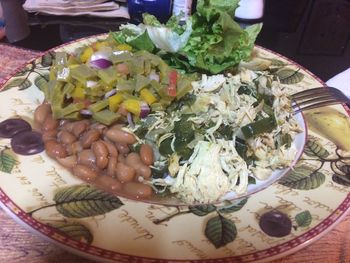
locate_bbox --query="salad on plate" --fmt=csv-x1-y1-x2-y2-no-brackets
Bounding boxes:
25,0,303,204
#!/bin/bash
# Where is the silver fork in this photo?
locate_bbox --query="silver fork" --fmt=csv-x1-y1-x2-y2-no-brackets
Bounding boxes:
291,87,350,113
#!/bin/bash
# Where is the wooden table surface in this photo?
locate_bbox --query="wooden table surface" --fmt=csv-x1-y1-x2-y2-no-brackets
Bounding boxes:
0,207,349,263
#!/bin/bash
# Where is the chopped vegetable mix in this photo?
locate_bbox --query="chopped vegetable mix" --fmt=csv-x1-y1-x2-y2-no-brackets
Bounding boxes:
46,37,193,125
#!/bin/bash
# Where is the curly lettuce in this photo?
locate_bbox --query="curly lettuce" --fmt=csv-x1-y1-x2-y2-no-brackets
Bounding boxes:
111,0,262,74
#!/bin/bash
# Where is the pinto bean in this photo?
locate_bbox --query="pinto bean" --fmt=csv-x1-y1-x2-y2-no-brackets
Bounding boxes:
80,129,100,148
72,120,90,137
92,140,109,169
123,182,153,199
45,140,67,159
90,123,107,134
105,128,136,145
41,114,59,132
42,130,58,143
115,142,130,154
139,144,154,165
117,154,125,163
34,103,51,126
77,149,96,167
57,130,76,145
57,155,77,169
125,152,142,167
106,156,118,177
125,152,152,179
136,165,152,179
115,162,135,183
73,164,98,182
61,121,75,133
94,175,122,193
102,140,118,158
66,141,83,155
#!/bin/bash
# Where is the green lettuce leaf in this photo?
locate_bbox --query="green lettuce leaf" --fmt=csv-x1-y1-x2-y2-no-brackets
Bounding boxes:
111,23,155,52
181,0,262,74
143,13,192,53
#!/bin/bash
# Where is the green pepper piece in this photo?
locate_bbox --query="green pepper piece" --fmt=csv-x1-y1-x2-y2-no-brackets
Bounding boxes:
70,64,97,83
92,109,120,125
241,116,277,139
54,103,85,119
279,133,292,148
63,82,75,97
235,138,249,160
110,52,133,64
135,74,151,92
263,103,274,116
116,78,135,92
88,100,109,113
176,78,192,99
97,67,119,85
64,111,82,120
238,85,257,97
151,103,165,111
54,52,68,66
159,137,173,156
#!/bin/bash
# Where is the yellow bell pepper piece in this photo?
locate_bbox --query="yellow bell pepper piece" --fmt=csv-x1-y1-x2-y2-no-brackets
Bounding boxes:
93,41,109,50
122,99,141,116
71,84,85,100
108,93,124,112
116,44,132,51
140,88,157,105
80,46,94,63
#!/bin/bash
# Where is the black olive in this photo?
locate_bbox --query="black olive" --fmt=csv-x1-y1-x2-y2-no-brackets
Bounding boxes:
0,118,32,138
259,210,292,237
11,131,44,155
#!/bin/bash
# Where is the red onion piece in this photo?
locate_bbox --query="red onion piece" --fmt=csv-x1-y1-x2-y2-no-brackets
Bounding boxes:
89,58,112,69
104,89,117,99
86,80,98,88
140,102,150,119
149,71,160,82
90,49,112,61
127,112,135,128
80,109,93,116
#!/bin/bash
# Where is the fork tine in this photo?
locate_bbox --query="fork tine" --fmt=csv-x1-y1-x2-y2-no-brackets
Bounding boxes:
292,93,346,108
291,86,350,113
293,99,350,113
292,87,344,100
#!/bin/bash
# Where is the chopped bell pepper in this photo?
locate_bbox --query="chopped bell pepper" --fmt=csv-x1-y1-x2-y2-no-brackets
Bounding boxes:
116,44,132,51
108,93,124,112
80,46,94,63
167,70,177,97
140,88,157,105
122,99,141,116
241,116,277,139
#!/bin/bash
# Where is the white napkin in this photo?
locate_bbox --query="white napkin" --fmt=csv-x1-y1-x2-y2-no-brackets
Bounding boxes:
326,67,350,98
23,0,130,18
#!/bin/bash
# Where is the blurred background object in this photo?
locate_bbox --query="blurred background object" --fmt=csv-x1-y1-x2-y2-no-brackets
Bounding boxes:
23,0,129,18
235,0,265,21
0,0,30,43
128,0,172,23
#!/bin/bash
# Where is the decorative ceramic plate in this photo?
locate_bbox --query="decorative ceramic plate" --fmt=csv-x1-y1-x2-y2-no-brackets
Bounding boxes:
0,35,350,263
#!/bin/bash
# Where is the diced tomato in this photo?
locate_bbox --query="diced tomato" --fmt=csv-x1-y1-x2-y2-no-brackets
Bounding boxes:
116,63,129,75
117,104,129,116
73,98,91,108
167,70,178,97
